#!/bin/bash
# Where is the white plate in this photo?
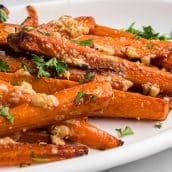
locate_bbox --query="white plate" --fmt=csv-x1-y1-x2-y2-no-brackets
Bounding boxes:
2,0,172,171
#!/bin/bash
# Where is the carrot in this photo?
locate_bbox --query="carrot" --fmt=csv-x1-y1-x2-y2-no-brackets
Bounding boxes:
12,129,51,144
0,55,133,91
91,25,134,39
0,143,88,166
8,30,172,94
0,81,113,136
21,5,38,26
0,72,77,93
95,90,169,120
76,34,172,62
55,118,123,150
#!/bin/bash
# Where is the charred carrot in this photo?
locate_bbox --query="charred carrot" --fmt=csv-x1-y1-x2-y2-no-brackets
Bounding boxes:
0,143,88,165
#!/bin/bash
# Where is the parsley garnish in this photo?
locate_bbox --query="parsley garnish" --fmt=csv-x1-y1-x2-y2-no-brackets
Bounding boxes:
72,39,93,46
154,123,162,129
75,91,86,105
0,59,9,72
79,78,84,84
0,107,14,124
147,44,154,49
21,62,29,71
126,22,171,40
0,8,8,22
85,71,95,80
30,152,49,162
22,26,34,31
32,54,68,78
10,81,21,86
115,126,134,137
37,29,51,36
45,58,68,77
32,54,50,78
91,95,97,102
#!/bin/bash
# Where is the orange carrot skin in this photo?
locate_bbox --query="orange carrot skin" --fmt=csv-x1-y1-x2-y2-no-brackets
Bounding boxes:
97,90,169,120
0,143,88,166
0,81,113,136
63,118,123,150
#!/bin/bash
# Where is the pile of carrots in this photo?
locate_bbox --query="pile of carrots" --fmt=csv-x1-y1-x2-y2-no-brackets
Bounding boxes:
0,4,171,166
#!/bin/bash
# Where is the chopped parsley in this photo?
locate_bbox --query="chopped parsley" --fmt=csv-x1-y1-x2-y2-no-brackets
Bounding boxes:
154,123,162,129
85,71,95,80
126,22,171,40
30,152,49,162
32,54,50,78
37,29,51,36
0,8,8,22
72,39,93,46
79,78,84,84
75,91,86,105
146,44,154,49
22,26,34,31
10,81,21,86
91,95,97,102
21,62,29,71
115,126,134,137
0,106,14,124
32,54,68,78
0,59,9,72
45,58,68,77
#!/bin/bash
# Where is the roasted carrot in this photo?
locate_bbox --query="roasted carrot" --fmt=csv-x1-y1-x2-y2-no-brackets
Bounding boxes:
76,34,172,62
0,143,88,165
0,81,113,136
94,90,169,120
52,118,123,150
8,30,172,94
0,55,133,91
0,72,77,93
11,129,51,144
152,53,172,70
21,5,38,26
91,25,134,39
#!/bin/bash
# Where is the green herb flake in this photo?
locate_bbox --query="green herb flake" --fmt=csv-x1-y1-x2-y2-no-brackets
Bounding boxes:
85,71,95,80
10,81,21,86
19,163,30,168
146,44,154,49
45,58,68,77
0,107,14,124
15,27,18,33
32,54,50,78
37,29,51,36
91,95,97,102
0,8,8,22
115,126,134,137
0,59,9,72
154,123,162,129
30,152,49,162
21,62,28,71
75,91,86,105
79,78,84,84
22,25,34,31
126,22,171,40
72,39,93,46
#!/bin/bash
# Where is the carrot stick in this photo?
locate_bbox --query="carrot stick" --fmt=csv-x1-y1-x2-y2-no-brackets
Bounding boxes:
21,5,38,26
76,34,172,61
8,30,172,94
0,55,133,91
55,118,123,150
12,129,51,144
0,81,113,136
95,90,169,120
0,143,88,166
